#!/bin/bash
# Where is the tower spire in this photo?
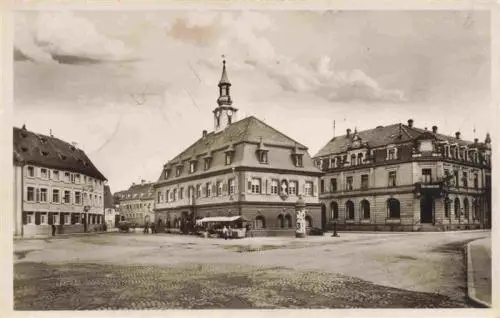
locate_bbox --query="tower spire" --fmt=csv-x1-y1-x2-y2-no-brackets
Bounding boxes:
217,56,232,107
213,58,238,132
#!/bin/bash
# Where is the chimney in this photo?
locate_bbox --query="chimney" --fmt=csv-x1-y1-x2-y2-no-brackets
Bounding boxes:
474,138,479,144
407,119,414,128
141,179,145,184
202,130,207,138
432,126,438,134
455,132,461,139
346,128,351,136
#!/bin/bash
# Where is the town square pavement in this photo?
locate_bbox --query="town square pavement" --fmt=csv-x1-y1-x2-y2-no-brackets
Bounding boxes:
13,230,490,309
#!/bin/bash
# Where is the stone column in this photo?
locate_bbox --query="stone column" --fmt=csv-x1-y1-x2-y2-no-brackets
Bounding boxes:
295,196,306,238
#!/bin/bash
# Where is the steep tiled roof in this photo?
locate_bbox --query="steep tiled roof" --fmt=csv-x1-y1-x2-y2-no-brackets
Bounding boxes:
315,123,479,158
115,182,155,201
103,185,114,209
168,116,308,164
13,126,106,180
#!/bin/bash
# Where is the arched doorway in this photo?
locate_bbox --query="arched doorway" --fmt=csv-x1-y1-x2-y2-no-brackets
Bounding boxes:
321,204,327,231
463,198,469,221
360,200,370,219
305,215,312,228
331,201,339,219
285,214,292,228
277,214,284,228
345,200,355,219
420,196,434,223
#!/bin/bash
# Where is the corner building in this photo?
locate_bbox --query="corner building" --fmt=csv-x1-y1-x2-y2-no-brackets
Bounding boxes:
114,181,155,227
154,61,322,236
13,126,107,238
314,120,492,231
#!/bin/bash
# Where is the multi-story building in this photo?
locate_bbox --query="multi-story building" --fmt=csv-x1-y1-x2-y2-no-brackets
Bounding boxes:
114,181,155,227
313,120,492,231
13,125,107,238
103,185,119,228
154,60,323,236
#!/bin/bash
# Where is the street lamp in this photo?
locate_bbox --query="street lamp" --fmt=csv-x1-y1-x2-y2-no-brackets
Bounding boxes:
331,218,339,237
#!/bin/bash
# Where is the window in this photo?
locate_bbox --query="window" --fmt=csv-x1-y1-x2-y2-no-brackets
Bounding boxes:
204,158,211,170
474,173,479,188
225,152,233,165
70,174,75,183
27,166,35,177
454,170,459,187
189,161,197,173
27,187,35,201
331,201,339,219
255,215,266,229
251,178,261,194
157,192,162,203
387,148,397,160
350,154,356,166
320,179,325,193
40,213,47,225
270,180,279,195
179,188,184,200
422,169,432,183
64,191,71,204
217,181,223,196
361,175,369,190
285,214,292,228
388,171,397,187
305,181,313,196
259,151,268,164
24,212,34,225
228,179,235,195
444,198,451,218
454,198,461,218
173,189,177,201
206,183,212,197
164,170,170,179
52,170,60,181
305,215,312,228
387,198,400,218
196,184,202,198
64,172,71,182
462,172,468,187
64,213,70,224
52,213,59,225
345,201,355,219
52,189,60,203
346,176,353,191
176,166,182,177
357,153,364,165
75,191,81,204
40,168,48,179
360,200,370,219
165,190,170,202
294,155,303,167
277,214,284,228
464,198,470,220
75,174,81,184
289,181,297,195
330,178,337,192
40,188,48,202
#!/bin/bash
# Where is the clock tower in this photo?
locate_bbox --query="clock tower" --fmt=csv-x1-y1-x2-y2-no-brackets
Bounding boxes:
213,59,238,133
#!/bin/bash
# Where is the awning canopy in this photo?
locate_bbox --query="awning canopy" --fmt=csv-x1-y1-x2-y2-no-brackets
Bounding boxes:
196,216,249,224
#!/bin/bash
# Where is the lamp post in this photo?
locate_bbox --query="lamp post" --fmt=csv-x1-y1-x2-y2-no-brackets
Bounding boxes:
332,219,339,237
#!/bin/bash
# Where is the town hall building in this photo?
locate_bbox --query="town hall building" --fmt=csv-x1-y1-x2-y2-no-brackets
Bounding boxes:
154,60,323,236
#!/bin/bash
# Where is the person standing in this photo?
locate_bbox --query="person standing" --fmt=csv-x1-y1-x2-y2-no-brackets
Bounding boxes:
51,223,56,237
222,225,228,240
228,225,233,239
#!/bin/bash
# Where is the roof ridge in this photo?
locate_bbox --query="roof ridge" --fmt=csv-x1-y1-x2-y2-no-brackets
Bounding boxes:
248,116,307,149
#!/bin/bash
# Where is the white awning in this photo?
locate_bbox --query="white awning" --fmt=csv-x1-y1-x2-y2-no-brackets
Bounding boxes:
196,216,248,224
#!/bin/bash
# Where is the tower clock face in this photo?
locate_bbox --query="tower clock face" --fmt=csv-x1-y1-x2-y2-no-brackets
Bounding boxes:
215,110,221,117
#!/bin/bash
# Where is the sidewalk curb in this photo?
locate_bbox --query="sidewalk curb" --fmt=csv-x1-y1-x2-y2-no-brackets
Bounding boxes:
466,243,491,308
14,229,119,241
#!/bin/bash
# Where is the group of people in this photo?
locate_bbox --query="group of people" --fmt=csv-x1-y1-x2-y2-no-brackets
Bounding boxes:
143,222,157,234
222,225,233,240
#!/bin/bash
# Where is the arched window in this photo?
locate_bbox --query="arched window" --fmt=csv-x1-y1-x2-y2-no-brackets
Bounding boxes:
330,201,339,219
285,214,292,228
444,198,451,218
454,198,460,218
357,153,364,165
345,200,355,219
255,215,266,229
387,198,400,218
277,214,284,228
360,200,370,219
305,215,312,228
463,198,469,220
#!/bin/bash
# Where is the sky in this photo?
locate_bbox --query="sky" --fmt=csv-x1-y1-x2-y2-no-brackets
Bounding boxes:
13,10,493,192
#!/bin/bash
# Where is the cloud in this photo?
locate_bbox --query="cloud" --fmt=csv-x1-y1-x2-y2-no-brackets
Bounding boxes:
15,11,135,64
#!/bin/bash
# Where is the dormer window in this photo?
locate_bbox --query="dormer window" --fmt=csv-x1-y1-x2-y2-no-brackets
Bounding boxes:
224,145,235,165
41,150,49,157
258,151,268,164
204,157,212,170
357,153,364,165
350,154,356,166
387,147,397,160
189,160,197,173
165,169,170,179
293,154,303,167
58,153,67,160
176,165,182,177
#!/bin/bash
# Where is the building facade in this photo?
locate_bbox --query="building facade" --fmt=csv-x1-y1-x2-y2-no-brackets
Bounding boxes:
13,125,107,238
154,60,323,236
314,120,492,231
104,185,119,228
114,181,155,227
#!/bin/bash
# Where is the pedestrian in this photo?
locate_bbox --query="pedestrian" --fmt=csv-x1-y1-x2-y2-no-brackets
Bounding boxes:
245,223,250,238
222,225,228,240
151,222,156,234
51,223,56,237
144,222,149,234
228,225,233,239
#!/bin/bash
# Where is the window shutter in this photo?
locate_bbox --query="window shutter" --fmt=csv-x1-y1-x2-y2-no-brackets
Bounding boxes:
223,181,228,195
36,188,40,202
313,183,317,196
60,213,65,225
266,179,270,194
48,212,53,225
247,180,252,193
23,213,27,225
302,183,306,195
35,212,40,225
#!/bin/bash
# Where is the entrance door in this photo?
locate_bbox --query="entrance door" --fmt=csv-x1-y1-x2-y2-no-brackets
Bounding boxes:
321,204,327,231
420,197,434,223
